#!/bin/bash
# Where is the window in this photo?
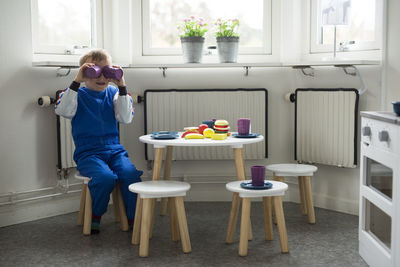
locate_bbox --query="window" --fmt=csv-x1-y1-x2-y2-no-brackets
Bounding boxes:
310,0,383,53
31,0,102,55
141,0,272,56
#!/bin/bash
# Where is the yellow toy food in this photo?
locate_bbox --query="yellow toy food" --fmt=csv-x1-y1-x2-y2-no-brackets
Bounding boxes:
211,133,227,140
185,133,205,139
203,128,215,138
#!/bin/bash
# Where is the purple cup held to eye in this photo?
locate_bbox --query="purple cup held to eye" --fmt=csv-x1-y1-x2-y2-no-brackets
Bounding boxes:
251,165,265,186
84,65,102,78
102,65,123,80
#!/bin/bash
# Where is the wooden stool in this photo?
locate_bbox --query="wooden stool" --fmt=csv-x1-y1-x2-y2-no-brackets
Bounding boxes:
266,164,317,224
75,172,129,235
226,180,289,256
129,181,191,257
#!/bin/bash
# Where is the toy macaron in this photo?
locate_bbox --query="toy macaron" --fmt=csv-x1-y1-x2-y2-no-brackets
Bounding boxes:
214,120,230,134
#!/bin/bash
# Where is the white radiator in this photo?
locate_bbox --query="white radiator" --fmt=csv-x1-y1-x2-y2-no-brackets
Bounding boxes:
144,89,268,160
57,115,76,170
295,89,359,168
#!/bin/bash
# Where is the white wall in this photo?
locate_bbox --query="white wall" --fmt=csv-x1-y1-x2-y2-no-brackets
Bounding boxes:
0,0,386,226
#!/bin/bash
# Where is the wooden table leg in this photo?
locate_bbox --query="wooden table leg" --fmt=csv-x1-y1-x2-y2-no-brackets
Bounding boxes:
132,194,142,245
150,147,164,238
304,176,316,224
226,147,253,243
263,197,273,240
239,198,251,256
160,146,173,216
273,196,289,253
298,176,308,215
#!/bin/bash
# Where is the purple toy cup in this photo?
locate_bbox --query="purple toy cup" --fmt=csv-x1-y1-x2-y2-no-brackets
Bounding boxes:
102,65,123,80
237,118,251,135
251,165,265,186
84,65,102,78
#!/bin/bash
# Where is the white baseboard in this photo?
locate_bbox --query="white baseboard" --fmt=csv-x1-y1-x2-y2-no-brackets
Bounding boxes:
0,175,359,227
0,193,81,228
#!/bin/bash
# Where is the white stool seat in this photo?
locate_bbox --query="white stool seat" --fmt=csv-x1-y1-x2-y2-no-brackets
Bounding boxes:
75,172,91,184
129,181,190,199
226,180,288,198
266,163,317,177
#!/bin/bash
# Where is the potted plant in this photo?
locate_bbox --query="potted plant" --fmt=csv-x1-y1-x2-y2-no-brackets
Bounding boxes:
215,18,240,63
178,16,208,63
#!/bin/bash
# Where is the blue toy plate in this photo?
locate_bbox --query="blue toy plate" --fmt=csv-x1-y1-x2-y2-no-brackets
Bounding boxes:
240,181,272,190
152,131,178,135
151,133,179,140
232,133,260,138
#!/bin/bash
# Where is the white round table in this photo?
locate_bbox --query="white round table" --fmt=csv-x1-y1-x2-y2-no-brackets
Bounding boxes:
139,132,264,243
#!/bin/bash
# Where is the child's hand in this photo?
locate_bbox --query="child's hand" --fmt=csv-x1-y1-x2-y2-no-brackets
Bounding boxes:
74,63,94,83
111,65,126,87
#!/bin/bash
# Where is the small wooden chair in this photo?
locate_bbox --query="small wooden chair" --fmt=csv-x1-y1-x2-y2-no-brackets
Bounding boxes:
75,172,129,235
266,164,317,224
129,180,191,257
226,180,289,256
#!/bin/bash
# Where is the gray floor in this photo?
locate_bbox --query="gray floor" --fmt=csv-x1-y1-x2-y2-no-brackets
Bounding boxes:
0,202,367,267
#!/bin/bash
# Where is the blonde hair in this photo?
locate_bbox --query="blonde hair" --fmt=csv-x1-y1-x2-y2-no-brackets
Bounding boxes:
79,49,111,66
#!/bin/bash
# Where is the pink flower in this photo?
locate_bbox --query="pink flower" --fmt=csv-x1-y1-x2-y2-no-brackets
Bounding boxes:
190,15,195,19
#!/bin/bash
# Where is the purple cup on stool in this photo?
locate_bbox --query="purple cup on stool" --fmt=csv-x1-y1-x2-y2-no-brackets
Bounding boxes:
251,165,265,186
102,65,123,80
84,65,102,78
237,118,251,136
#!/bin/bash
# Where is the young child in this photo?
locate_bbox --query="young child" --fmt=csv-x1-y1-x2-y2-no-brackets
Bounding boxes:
55,49,143,234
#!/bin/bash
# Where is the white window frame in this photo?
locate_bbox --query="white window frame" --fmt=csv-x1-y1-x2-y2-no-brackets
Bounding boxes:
309,0,383,54
132,0,280,64
31,0,103,55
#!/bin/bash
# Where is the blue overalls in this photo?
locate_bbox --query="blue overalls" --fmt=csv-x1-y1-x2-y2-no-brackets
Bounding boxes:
72,86,142,220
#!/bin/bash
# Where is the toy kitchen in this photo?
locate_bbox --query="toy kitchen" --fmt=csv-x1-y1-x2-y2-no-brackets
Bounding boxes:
359,111,400,267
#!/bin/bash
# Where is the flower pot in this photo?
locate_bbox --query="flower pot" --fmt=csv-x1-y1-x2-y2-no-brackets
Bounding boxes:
216,36,239,63
181,36,205,63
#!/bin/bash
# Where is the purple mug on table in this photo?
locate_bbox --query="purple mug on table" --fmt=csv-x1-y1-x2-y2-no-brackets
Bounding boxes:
237,118,251,136
251,165,265,186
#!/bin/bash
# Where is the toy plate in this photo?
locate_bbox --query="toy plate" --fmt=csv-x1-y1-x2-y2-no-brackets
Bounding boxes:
151,131,178,135
240,181,272,190
232,133,260,138
151,133,179,139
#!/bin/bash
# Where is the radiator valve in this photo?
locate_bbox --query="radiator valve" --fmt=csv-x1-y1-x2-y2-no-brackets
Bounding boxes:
37,96,56,107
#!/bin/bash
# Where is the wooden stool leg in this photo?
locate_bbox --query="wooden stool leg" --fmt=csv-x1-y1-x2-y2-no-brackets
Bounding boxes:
77,183,86,226
299,176,308,215
304,176,316,224
272,175,284,224
168,196,180,241
116,182,129,231
239,198,251,256
160,146,173,216
246,199,253,241
174,197,191,253
83,185,92,235
132,194,142,245
149,199,156,239
226,192,240,244
263,197,273,241
112,185,121,222
273,196,289,253
139,198,152,257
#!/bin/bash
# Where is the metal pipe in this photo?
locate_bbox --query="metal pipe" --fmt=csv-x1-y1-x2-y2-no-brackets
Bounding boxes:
0,189,82,206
